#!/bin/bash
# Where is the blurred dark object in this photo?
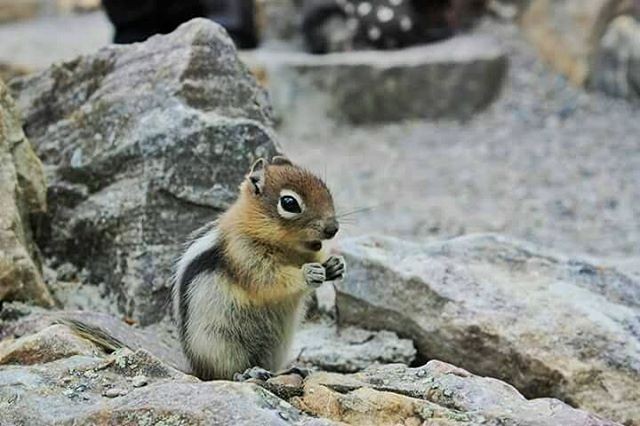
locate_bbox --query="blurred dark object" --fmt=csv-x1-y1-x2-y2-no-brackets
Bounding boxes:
102,0,257,48
301,0,350,53
446,0,487,29
301,0,487,54
203,0,258,48
102,0,204,43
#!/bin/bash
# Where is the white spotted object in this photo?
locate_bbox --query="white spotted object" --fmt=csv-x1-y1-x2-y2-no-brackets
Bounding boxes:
357,2,372,16
376,6,394,23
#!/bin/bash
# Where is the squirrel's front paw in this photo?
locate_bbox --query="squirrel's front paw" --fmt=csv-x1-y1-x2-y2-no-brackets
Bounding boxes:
323,255,346,281
303,263,326,288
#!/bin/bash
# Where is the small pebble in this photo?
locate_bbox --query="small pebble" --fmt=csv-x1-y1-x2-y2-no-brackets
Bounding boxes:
103,387,128,398
83,370,98,379
266,374,303,388
131,375,148,388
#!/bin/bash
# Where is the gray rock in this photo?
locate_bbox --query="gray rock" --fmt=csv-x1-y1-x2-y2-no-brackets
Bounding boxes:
292,361,620,425
9,18,281,325
292,321,416,373
131,374,148,387
335,234,640,425
592,15,640,100
0,79,53,308
242,34,507,125
0,324,100,365
0,310,189,373
0,346,333,425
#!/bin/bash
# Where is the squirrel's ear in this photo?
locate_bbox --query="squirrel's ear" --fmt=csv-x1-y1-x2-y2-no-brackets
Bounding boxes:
248,158,266,195
271,155,292,166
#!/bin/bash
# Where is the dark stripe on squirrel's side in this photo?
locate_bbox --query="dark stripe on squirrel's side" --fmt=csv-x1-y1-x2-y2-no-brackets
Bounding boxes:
178,242,227,342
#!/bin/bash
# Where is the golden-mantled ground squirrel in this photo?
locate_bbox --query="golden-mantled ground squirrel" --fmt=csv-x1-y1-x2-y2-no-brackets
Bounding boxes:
172,156,345,380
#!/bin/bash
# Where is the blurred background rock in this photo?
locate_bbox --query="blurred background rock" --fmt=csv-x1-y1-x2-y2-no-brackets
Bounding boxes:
0,0,99,23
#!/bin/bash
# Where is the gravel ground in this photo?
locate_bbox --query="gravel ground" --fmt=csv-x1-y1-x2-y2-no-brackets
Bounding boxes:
280,21,640,261
1,14,638,261
0,12,110,70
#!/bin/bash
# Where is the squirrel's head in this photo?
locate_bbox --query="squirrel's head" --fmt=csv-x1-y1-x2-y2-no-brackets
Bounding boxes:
237,156,338,253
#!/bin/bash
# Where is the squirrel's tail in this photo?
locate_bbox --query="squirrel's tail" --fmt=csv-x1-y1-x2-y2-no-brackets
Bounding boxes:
55,318,127,353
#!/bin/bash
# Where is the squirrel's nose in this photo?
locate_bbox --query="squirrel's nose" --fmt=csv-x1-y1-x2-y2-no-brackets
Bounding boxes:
323,222,339,239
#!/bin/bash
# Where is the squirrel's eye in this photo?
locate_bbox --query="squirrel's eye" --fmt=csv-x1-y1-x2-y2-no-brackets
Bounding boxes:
280,196,301,214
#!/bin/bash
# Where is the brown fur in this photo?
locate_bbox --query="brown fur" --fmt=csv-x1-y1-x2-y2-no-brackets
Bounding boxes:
216,161,335,305
173,157,342,379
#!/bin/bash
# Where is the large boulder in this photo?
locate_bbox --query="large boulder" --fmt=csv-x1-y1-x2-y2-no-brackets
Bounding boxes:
0,80,53,307
521,0,633,86
9,18,281,325
336,234,640,425
242,34,507,125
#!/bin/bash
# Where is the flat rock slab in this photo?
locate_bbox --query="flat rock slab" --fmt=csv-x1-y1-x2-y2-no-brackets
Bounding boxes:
243,34,507,125
335,233,640,425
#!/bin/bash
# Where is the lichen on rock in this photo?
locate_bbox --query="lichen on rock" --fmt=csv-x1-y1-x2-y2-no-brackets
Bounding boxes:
0,79,52,308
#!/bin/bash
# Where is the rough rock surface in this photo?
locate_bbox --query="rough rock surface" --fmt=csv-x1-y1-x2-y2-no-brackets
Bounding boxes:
0,331,332,425
592,15,640,100
335,234,640,425
9,19,281,325
521,0,633,85
0,320,618,425
0,309,189,372
0,80,52,307
0,324,100,365
243,34,507,124
293,321,416,373
291,362,619,426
